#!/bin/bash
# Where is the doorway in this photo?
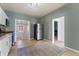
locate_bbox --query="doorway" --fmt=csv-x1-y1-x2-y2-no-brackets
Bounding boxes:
54,21,58,40
52,16,65,48
15,19,30,43
14,19,30,48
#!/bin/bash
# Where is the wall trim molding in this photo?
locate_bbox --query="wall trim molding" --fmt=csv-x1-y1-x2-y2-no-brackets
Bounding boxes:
66,46,79,54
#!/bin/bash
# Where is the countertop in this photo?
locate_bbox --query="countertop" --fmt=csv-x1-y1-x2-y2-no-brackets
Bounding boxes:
0,31,13,37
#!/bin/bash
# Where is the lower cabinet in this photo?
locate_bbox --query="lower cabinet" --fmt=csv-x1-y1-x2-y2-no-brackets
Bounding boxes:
0,33,12,56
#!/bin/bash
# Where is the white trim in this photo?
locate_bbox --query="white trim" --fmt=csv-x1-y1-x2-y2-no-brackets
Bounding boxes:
66,47,79,54
52,19,55,44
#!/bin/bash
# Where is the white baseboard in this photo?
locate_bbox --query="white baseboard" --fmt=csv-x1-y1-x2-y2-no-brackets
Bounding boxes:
66,47,79,53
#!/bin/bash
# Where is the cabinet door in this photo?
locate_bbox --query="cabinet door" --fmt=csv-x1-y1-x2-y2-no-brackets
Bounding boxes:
0,39,6,56
0,7,6,25
0,37,9,56
0,8,3,25
5,39,9,56
1,11,6,25
5,35,10,55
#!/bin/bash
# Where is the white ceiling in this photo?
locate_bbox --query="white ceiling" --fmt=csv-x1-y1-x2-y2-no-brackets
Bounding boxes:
0,3,66,17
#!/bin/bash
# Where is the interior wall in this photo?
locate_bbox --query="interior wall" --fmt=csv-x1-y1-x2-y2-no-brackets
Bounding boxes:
4,10,37,38
39,3,79,51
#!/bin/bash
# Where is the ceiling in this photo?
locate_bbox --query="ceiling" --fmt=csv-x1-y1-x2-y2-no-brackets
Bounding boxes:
0,3,66,17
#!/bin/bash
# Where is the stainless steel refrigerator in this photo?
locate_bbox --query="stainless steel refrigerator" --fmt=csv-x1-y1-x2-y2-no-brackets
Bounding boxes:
34,24,43,40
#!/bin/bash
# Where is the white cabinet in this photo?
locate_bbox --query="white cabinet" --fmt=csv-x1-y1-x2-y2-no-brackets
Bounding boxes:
0,7,8,25
0,33,12,56
0,39,5,56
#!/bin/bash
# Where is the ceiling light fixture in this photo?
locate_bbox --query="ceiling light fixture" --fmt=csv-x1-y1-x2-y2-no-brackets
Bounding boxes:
27,3,41,8
30,3,40,6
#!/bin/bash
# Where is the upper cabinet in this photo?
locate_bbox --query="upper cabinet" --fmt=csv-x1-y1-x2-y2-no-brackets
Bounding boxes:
0,7,9,26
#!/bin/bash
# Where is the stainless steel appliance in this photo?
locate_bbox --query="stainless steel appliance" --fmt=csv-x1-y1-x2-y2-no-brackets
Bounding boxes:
34,24,43,40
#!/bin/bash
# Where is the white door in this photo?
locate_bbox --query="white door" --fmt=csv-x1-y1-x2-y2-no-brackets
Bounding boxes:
15,19,30,42
58,17,64,42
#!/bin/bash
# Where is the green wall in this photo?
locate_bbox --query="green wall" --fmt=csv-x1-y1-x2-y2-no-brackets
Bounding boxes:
39,3,79,51
4,10,37,38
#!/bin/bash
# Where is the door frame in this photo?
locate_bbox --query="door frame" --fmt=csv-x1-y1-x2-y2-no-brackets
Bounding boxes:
14,19,30,42
52,16,65,45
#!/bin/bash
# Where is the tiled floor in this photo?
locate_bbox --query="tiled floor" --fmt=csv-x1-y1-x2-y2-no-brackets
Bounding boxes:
8,39,79,56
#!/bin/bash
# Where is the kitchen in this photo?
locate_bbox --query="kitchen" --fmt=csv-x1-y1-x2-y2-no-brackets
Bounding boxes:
0,4,65,56
0,7,13,56
0,3,79,56
0,6,45,56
